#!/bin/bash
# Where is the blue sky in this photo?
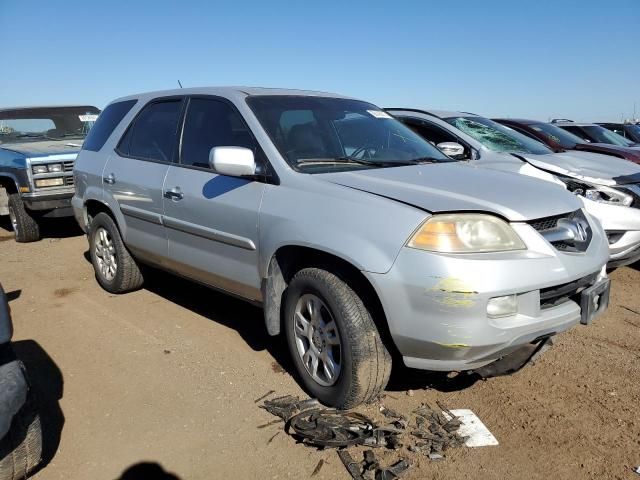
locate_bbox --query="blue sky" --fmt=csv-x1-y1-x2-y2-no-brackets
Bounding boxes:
1,0,638,121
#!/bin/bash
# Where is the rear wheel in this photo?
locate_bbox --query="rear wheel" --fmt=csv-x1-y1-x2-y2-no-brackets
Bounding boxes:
89,212,143,293
284,268,391,408
7,194,39,243
0,395,42,480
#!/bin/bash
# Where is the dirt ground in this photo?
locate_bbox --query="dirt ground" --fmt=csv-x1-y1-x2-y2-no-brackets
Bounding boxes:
0,218,639,480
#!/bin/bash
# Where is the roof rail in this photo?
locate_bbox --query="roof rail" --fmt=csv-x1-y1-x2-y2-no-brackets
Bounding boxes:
384,107,438,118
550,118,573,123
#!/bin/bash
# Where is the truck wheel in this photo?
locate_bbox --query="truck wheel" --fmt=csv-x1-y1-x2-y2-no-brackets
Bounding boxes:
0,396,42,480
89,212,143,294
7,194,40,243
284,268,391,409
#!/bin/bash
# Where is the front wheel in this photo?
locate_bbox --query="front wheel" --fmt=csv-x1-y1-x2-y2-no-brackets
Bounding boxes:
7,194,39,243
284,268,391,409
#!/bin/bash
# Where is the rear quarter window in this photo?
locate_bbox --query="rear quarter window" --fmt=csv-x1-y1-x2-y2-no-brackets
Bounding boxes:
82,100,137,152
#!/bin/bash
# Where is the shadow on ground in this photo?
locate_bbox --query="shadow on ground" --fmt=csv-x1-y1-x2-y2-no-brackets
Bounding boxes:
12,340,64,474
116,462,181,480
142,267,296,377
81,255,479,396
0,216,82,241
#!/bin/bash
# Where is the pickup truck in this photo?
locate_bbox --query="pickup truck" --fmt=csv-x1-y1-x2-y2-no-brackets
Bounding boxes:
0,106,100,242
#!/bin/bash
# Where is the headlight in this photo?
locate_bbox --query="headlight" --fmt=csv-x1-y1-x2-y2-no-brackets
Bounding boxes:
407,213,526,253
32,163,63,174
559,176,632,206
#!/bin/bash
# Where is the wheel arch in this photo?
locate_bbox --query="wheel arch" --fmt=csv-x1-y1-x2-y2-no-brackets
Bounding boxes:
84,198,127,238
261,245,397,355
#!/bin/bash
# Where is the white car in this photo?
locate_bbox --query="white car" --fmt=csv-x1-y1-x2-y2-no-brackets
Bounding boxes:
388,109,640,267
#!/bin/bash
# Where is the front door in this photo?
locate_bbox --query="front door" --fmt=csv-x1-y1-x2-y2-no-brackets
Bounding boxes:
162,97,266,300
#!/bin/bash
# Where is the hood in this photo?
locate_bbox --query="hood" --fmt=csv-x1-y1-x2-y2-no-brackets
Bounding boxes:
516,151,640,186
319,162,581,222
0,140,82,157
574,142,640,163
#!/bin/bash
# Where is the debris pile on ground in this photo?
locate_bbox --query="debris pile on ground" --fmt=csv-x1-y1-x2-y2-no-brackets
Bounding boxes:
338,449,411,480
259,393,477,479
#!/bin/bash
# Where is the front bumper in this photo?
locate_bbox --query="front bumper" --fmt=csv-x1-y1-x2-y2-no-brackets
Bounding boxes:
0,344,28,440
365,219,610,372
581,198,640,267
22,190,74,216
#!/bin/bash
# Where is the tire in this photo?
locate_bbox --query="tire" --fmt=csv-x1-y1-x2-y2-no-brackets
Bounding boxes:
89,212,143,294
0,395,42,480
7,194,39,243
284,268,391,409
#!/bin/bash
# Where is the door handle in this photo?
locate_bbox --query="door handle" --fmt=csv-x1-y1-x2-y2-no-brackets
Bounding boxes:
103,173,116,185
164,187,184,201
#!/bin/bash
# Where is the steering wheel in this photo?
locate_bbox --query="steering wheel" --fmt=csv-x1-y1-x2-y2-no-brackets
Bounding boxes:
349,143,379,159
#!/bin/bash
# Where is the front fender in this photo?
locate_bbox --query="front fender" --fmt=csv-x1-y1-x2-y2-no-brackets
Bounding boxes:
257,182,428,278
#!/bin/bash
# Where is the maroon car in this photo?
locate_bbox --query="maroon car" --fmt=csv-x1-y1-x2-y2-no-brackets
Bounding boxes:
493,118,640,164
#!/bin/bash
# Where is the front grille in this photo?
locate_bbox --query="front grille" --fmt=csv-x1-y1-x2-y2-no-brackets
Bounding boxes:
528,213,566,232
540,273,597,309
63,160,74,172
528,209,592,252
65,176,74,186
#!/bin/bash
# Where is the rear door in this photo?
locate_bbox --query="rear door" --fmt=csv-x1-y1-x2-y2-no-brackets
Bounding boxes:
103,97,184,265
162,96,266,300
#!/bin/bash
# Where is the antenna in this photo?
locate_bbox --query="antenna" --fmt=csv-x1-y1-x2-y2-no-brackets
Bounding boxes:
178,80,183,89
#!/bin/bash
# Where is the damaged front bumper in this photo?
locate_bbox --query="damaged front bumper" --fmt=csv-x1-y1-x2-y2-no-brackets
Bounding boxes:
581,197,640,268
365,219,610,373
0,344,28,440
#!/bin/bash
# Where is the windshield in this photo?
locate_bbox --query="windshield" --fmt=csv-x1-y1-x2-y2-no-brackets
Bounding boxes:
529,122,585,149
446,116,553,155
581,125,635,146
246,96,451,173
626,124,640,142
0,106,100,144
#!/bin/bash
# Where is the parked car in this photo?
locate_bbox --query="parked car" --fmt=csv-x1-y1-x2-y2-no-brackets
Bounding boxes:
73,88,610,408
551,119,640,148
387,109,640,267
0,106,100,242
0,283,42,479
597,122,640,143
493,118,640,164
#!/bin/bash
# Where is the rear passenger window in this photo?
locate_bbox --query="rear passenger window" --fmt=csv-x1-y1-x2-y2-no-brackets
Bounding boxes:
180,98,256,168
119,100,182,162
83,100,137,152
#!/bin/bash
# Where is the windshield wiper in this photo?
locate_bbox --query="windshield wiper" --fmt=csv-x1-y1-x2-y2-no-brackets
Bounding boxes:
16,133,45,138
295,157,381,167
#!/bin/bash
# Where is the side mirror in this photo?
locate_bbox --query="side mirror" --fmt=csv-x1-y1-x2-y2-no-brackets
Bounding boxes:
209,146,256,177
437,142,466,158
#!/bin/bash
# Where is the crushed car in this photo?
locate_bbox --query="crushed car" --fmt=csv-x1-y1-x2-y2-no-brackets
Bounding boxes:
73,88,609,408
493,118,640,165
0,283,42,479
388,109,640,268
0,106,100,242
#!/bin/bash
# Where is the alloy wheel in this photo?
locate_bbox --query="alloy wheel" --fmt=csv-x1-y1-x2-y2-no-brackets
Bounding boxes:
293,293,342,386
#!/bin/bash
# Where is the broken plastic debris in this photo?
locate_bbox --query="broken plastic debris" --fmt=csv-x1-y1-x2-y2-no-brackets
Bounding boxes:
288,409,374,448
338,449,411,480
442,409,498,447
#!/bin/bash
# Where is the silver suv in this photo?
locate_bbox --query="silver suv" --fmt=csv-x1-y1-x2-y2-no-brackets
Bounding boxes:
73,88,610,408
